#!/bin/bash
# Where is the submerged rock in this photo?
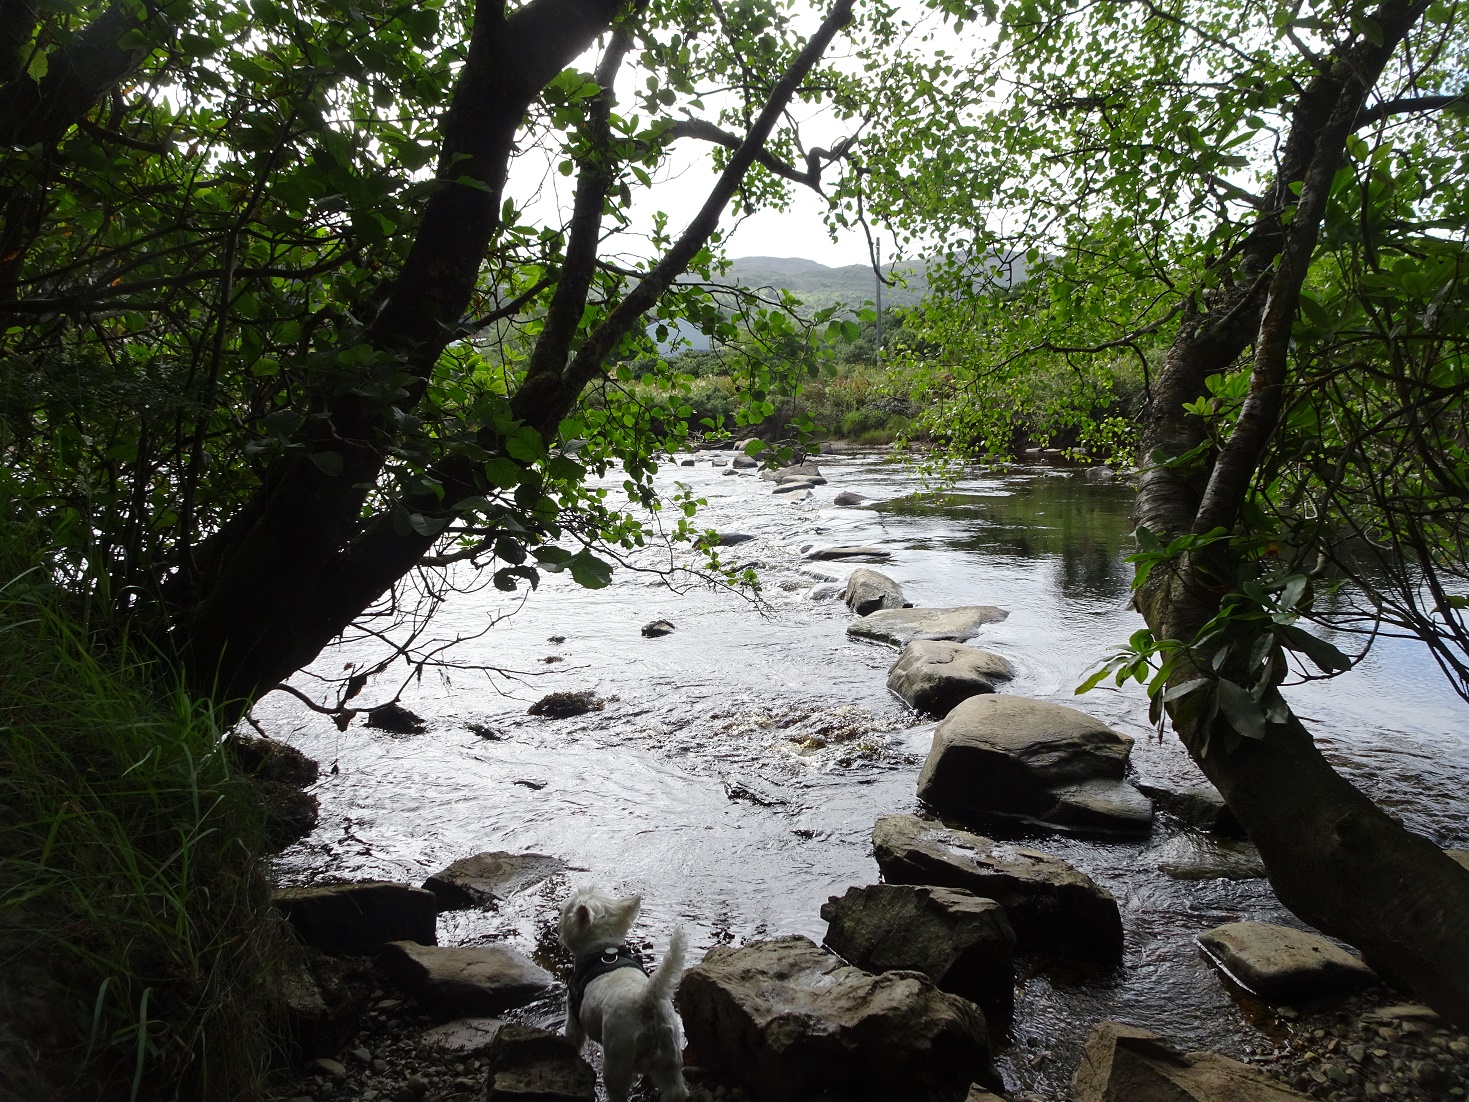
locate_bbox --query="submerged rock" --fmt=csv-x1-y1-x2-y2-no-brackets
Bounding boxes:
1148,832,1266,881
679,934,998,1102
1071,1021,1311,1102
848,606,1008,647
641,619,676,637
527,691,604,718
1135,778,1243,835
1197,921,1377,1002
366,702,427,734
843,567,908,616
821,884,1015,1018
773,478,820,494
379,942,555,1023
872,814,1123,961
484,1024,596,1102
421,852,566,912
916,695,1152,834
716,532,756,546
273,881,438,956
887,640,1014,716
805,545,892,561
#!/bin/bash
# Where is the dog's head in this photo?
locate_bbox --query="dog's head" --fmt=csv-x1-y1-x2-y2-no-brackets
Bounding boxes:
558,887,642,955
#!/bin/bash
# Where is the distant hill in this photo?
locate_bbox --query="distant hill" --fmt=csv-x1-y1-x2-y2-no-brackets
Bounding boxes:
721,255,929,311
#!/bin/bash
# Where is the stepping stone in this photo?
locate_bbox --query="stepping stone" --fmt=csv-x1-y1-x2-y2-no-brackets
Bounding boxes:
485,1024,595,1101
422,852,566,912
1196,921,1377,1002
679,935,998,1102
844,567,908,616
419,1017,504,1057
872,814,1123,962
887,640,1014,716
1072,1021,1311,1102
273,881,437,956
379,942,555,1022
848,606,1007,646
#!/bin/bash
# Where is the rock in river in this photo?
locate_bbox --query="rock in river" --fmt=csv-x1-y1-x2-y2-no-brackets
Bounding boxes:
843,567,908,616
887,640,1014,716
833,491,868,506
485,1024,596,1102
872,814,1123,961
679,934,998,1102
821,884,1015,1018
379,942,555,1022
1135,777,1243,835
641,619,675,637
422,851,566,912
527,690,604,718
273,881,438,956
848,606,1008,647
1071,1021,1311,1102
916,695,1153,835
1196,921,1377,1002
805,545,892,562
773,478,820,494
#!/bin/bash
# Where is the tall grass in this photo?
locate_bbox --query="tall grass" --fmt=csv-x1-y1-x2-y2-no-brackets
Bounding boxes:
0,545,276,1100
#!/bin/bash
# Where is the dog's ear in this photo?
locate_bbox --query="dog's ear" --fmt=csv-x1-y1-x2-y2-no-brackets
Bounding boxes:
620,894,642,923
573,903,591,929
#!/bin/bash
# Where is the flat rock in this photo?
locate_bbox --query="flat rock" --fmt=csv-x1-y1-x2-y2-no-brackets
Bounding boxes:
679,934,997,1102
485,1024,595,1102
722,466,741,475
916,695,1152,835
1446,849,1469,871
844,567,908,616
821,884,1015,1018
833,491,869,506
732,455,758,468
872,814,1123,961
848,606,1008,646
1148,833,1266,881
275,945,373,1058
1196,921,1377,1002
761,461,824,483
273,881,437,956
379,942,555,1022
781,489,811,502
806,545,892,561
527,691,603,718
422,852,565,912
773,478,820,494
1072,1021,1311,1102
716,532,755,546
1135,778,1243,835
419,1017,504,1057
887,640,1014,716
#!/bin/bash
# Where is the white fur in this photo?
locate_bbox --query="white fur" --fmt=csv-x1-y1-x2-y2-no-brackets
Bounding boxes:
558,887,689,1102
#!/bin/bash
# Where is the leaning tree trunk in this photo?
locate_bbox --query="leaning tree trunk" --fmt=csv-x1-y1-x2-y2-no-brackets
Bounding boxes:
1134,0,1469,1026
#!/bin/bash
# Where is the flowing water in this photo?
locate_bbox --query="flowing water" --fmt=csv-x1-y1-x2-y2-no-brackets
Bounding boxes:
258,452,1469,1099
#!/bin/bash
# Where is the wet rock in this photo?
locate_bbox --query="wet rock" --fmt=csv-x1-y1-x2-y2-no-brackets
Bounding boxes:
641,619,676,637
1083,466,1119,483
781,489,811,502
484,1024,596,1101
1148,832,1266,880
872,814,1123,961
258,781,321,852
916,695,1152,835
527,691,604,718
1360,1003,1442,1026
421,852,566,912
1134,778,1243,835
366,702,427,734
418,1017,504,1057
833,491,869,506
710,458,727,467
1197,921,1378,1002
679,934,998,1102
808,582,843,600
843,568,909,616
378,942,555,1022
275,943,374,1059
805,545,892,561
1072,1021,1311,1102
227,733,319,787
716,532,756,546
848,606,1008,647
887,640,1014,716
761,461,824,484
732,455,758,468
722,467,741,475
773,478,820,494
273,881,438,956
1446,848,1469,871
680,458,696,466
820,884,1015,1018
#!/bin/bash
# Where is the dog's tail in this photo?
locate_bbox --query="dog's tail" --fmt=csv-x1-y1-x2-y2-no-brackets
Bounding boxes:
642,926,687,1008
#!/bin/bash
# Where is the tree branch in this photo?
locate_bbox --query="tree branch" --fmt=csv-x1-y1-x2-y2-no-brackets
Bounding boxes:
1355,90,1464,127
664,116,852,192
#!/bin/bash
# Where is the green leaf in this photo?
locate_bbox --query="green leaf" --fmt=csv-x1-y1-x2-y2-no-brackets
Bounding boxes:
1216,678,1267,739
308,451,344,476
1280,625,1352,673
1163,677,1210,702
567,550,614,589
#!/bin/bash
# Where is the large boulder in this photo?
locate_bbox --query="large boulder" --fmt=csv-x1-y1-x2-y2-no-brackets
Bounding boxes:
833,491,869,506
421,852,566,912
916,695,1152,834
843,568,909,616
762,461,825,484
732,454,758,468
485,1024,596,1102
1071,1021,1311,1102
1196,921,1377,1002
887,641,1014,716
273,881,438,956
821,884,1015,1018
379,941,555,1022
1135,778,1243,835
679,935,997,1102
848,606,1008,647
872,814,1123,961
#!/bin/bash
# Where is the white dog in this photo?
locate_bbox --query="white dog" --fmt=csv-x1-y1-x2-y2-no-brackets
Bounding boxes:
557,887,689,1102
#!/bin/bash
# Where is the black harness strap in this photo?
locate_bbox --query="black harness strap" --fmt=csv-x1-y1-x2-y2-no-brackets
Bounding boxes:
568,943,647,1020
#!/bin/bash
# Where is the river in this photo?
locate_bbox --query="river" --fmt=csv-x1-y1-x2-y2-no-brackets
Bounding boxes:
257,451,1469,1099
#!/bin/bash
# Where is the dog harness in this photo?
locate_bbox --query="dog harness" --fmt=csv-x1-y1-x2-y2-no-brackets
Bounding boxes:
569,943,647,1019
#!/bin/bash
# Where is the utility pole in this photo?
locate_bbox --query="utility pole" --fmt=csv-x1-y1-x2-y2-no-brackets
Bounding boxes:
874,236,883,366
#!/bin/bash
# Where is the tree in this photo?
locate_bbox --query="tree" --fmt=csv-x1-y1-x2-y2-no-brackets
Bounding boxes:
0,0,885,710
861,0,1469,1022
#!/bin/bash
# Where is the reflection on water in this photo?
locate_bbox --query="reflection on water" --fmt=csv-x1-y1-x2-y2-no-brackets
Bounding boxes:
256,454,1469,1100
